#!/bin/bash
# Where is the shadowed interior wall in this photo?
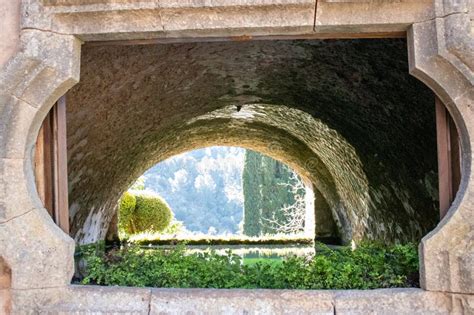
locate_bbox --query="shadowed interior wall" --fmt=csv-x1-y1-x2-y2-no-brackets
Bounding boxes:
65,39,438,244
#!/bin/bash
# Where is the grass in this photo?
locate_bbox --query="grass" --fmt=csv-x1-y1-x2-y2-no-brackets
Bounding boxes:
243,257,283,266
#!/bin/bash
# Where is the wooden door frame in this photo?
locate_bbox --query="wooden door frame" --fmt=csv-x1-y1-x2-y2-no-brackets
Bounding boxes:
34,96,69,234
435,97,461,220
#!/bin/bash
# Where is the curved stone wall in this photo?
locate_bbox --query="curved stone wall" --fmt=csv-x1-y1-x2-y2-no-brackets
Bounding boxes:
66,39,439,244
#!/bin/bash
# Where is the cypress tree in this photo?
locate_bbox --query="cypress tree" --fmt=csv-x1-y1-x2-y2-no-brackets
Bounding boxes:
242,150,304,236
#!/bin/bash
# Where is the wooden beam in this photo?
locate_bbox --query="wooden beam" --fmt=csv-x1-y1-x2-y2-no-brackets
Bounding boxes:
449,114,461,199
55,96,70,234
34,97,69,234
34,111,54,217
436,97,461,220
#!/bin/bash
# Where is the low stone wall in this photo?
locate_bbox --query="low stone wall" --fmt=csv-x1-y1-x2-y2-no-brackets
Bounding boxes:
11,286,474,314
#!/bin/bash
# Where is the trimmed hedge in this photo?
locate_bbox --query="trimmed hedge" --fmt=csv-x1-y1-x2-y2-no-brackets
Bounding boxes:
118,192,172,235
77,242,419,289
124,236,314,246
118,192,137,234
134,194,173,233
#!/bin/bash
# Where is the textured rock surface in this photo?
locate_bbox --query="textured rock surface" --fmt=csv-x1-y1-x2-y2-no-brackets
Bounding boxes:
150,288,334,315
0,208,75,289
10,286,470,314
11,285,151,314
67,39,439,244
334,288,451,315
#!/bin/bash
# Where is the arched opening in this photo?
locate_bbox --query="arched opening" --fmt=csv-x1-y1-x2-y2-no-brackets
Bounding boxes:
27,36,467,293
109,146,321,237
103,146,324,261
61,39,441,247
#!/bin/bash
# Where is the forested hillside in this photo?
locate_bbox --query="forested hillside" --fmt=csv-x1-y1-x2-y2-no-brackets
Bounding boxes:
141,146,303,235
143,147,245,234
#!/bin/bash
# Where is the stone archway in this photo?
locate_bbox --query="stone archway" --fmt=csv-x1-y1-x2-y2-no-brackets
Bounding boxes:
0,0,472,313
66,39,440,246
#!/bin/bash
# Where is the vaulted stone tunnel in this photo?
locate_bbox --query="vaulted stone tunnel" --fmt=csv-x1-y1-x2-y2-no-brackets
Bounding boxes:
65,39,439,244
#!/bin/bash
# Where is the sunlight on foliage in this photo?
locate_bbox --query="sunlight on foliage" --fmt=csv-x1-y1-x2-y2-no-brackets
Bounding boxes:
118,191,172,235
76,242,419,289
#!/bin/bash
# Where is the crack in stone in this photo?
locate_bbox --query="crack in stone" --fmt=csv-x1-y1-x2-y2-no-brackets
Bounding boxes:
0,207,36,225
313,0,319,32
412,11,469,26
147,289,152,315
21,27,73,38
10,93,41,111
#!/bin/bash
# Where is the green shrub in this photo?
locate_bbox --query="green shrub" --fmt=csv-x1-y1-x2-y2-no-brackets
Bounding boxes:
118,192,137,234
118,192,172,235
134,194,173,233
76,242,419,289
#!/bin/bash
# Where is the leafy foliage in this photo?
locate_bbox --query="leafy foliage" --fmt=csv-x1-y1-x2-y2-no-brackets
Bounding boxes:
134,194,173,233
77,242,419,289
118,192,137,234
118,192,172,235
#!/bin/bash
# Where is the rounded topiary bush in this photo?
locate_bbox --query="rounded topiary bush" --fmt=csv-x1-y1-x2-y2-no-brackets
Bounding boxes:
134,194,173,233
118,192,137,234
118,191,173,235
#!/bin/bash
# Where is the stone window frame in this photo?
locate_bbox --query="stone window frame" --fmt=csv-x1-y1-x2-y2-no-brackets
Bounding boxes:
0,0,472,313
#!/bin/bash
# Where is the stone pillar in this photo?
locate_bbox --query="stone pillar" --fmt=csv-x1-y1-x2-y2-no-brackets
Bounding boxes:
303,180,315,237
314,189,339,243
105,212,119,242
0,0,20,68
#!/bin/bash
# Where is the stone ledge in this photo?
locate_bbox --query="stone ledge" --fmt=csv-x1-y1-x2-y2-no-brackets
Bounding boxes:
150,288,335,314
22,0,437,40
334,288,452,315
315,0,434,33
23,0,316,41
11,286,474,314
12,285,151,314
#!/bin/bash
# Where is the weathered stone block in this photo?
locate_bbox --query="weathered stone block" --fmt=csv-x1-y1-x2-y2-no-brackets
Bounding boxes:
151,288,335,315
0,94,45,159
0,30,80,108
0,158,43,222
334,289,452,315
315,1,434,33
0,208,74,289
11,285,151,314
12,285,151,315
21,0,316,41
449,293,474,315
0,0,20,68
